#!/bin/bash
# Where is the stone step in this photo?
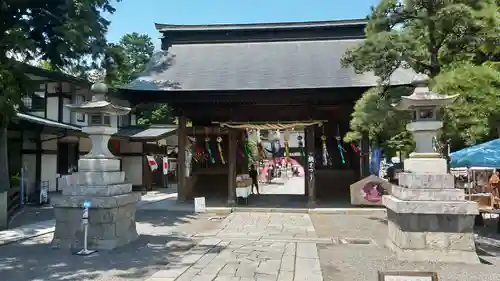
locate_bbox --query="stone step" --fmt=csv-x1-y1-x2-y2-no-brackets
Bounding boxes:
78,158,121,172
62,183,132,196
71,171,125,185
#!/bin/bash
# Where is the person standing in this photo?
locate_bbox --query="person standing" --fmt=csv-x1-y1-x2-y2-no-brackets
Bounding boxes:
249,164,260,195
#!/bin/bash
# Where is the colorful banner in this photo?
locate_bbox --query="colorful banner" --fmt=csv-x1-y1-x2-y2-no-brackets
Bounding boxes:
147,155,158,171
163,157,169,175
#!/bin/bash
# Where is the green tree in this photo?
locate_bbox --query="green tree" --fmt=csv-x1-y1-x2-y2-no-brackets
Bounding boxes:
97,32,174,124
137,104,175,125
434,62,500,149
104,32,155,87
0,0,120,227
342,0,499,155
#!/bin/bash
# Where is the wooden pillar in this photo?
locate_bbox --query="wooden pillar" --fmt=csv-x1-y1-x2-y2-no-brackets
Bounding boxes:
177,115,187,202
360,132,370,179
227,129,237,205
306,125,316,206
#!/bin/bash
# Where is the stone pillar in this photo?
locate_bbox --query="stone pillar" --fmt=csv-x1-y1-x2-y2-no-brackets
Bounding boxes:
177,115,187,202
227,129,237,205
51,82,140,250
306,125,316,206
383,74,479,264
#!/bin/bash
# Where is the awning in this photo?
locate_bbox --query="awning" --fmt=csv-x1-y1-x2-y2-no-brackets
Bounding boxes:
116,125,177,141
16,113,82,132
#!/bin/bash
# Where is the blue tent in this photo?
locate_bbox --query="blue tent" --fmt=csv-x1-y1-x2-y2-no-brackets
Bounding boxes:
450,139,500,168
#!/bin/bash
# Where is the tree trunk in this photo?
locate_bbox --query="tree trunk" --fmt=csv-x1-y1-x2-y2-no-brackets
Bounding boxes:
0,126,10,229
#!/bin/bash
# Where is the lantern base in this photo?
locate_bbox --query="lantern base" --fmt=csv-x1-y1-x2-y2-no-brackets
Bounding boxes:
404,157,447,174
408,152,441,158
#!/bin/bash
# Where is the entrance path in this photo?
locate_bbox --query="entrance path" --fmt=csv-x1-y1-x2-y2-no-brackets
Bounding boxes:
147,213,324,281
260,177,305,195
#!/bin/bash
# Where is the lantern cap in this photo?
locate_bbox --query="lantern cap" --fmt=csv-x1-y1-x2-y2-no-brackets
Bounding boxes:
66,82,131,116
392,73,458,111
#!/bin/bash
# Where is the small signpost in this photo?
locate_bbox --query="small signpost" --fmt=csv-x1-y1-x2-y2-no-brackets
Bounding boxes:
378,271,438,281
75,200,97,256
194,197,206,213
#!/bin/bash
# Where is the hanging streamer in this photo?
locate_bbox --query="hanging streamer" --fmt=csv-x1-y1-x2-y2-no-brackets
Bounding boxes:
336,125,346,164
320,125,331,167
321,135,328,166
297,135,306,159
351,143,359,153
204,131,216,164
216,136,225,164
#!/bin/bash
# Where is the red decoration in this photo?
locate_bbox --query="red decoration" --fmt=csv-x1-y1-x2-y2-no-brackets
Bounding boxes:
351,143,359,153
110,140,120,153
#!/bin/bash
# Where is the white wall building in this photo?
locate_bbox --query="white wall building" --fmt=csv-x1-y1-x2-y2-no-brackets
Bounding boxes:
9,64,177,201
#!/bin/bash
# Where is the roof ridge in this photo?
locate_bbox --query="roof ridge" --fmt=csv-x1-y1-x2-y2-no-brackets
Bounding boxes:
155,19,367,32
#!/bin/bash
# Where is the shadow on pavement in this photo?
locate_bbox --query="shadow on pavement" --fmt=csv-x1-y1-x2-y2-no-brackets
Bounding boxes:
0,211,223,281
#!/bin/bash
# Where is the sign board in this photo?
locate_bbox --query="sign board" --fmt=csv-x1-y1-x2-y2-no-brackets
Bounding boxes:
378,271,438,281
194,197,206,213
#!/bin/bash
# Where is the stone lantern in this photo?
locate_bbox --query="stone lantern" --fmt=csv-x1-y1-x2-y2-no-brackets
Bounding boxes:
392,73,457,163
51,82,141,250
383,74,479,264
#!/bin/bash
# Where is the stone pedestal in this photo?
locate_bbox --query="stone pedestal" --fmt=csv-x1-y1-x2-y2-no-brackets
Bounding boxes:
383,160,480,264
51,127,140,250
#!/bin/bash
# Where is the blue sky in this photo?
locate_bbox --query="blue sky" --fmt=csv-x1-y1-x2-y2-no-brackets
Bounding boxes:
105,0,379,50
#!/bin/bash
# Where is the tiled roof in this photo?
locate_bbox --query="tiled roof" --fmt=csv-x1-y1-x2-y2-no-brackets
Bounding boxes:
124,39,415,91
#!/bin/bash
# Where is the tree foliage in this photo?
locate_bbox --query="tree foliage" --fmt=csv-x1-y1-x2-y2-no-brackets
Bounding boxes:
137,104,175,125
342,0,500,155
95,32,174,125
104,32,154,87
435,62,500,148
0,0,120,194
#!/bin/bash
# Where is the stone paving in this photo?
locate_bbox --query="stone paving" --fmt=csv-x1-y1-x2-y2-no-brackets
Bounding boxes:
147,213,323,281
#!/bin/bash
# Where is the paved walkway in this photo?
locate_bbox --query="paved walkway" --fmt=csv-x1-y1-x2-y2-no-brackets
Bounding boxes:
146,213,323,281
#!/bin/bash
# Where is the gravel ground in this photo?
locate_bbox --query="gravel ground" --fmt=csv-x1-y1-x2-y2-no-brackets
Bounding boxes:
311,213,500,281
0,210,226,281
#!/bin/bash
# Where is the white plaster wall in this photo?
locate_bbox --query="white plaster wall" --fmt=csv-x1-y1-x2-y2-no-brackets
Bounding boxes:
131,114,136,125
72,88,90,126
46,97,58,121
41,154,57,192
122,157,142,185
21,154,36,195
62,97,71,123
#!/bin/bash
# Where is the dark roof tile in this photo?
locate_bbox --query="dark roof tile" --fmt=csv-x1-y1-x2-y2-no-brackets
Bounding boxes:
124,39,415,91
